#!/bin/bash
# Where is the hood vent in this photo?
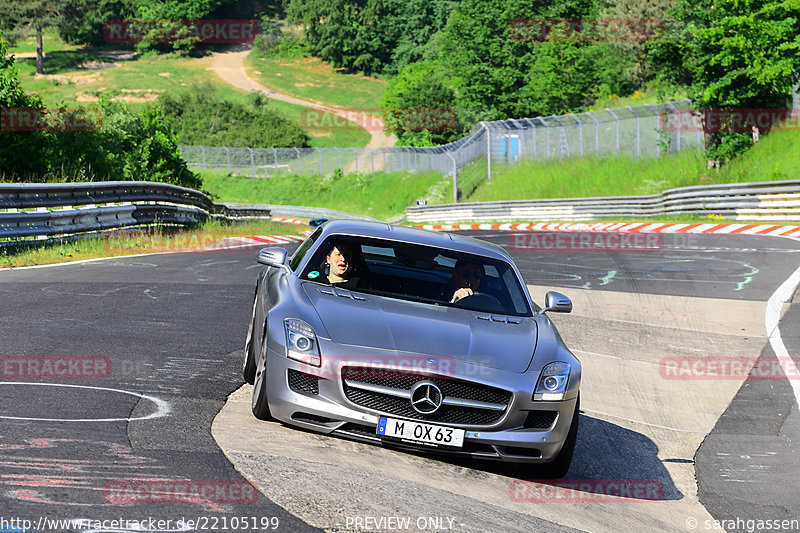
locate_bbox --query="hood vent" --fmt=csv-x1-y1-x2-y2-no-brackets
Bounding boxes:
317,286,365,301
476,314,522,324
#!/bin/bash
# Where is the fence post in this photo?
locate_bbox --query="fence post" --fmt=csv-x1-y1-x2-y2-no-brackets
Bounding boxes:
569,113,583,157
585,112,599,157
247,147,254,178
224,146,230,173
333,147,341,170
272,148,278,175
668,102,681,152
606,109,620,155
294,148,301,175
523,118,537,159
553,116,568,158
539,118,550,160
626,106,640,158
646,104,660,158
200,146,206,170
369,148,375,172
446,152,458,203
353,148,359,173
314,147,322,176
479,122,491,180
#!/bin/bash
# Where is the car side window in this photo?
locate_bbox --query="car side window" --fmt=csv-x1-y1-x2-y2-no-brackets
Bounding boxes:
289,228,322,271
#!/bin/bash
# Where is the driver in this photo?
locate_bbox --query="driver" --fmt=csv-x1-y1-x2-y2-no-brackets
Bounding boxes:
448,259,484,303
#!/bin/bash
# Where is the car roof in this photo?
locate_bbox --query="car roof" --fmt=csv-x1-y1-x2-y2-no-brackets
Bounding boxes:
317,219,513,262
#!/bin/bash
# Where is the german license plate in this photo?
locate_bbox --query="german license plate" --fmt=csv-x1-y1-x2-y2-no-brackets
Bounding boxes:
377,417,464,448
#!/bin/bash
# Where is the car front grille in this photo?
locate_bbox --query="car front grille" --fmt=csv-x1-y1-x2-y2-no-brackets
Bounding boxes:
288,369,319,395
523,410,558,429
340,366,512,426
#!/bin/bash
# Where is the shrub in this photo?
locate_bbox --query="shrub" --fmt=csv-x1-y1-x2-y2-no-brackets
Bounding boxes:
158,83,309,148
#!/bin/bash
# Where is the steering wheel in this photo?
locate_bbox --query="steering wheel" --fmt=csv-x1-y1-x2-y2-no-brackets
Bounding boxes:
452,292,504,312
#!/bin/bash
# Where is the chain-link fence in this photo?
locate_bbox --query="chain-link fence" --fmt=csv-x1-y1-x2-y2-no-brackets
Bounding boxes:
179,99,702,201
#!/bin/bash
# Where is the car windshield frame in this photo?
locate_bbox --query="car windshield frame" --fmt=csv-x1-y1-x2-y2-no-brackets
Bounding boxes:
299,234,533,317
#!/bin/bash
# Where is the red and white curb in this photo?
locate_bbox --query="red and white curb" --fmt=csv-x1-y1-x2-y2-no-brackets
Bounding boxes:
270,216,308,225
414,221,800,240
220,234,309,247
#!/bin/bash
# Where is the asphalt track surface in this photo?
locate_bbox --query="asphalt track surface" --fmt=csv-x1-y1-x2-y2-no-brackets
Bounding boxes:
0,230,797,532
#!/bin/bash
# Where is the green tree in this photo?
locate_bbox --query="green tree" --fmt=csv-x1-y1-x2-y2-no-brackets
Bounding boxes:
651,0,800,161
382,60,461,145
286,0,458,75
132,0,238,53
600,0,678,88
439,0,624,122
287,0,394,74
58,0,136,47
0,0,66,74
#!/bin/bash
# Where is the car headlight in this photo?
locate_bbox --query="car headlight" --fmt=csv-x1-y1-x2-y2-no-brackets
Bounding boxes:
533,362,570,401
284,319,321,367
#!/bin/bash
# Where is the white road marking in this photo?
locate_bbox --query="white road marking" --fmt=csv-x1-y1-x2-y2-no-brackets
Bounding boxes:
765,264,800,408
582,408,707,434
0,382,170,422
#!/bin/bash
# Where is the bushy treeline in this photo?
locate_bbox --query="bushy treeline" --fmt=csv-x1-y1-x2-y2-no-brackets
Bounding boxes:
291,0,800,161
0,33,198,187
157,85,310,148
286,0,649,145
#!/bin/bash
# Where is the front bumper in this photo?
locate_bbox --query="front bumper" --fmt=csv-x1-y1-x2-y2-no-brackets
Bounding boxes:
264,345,579,464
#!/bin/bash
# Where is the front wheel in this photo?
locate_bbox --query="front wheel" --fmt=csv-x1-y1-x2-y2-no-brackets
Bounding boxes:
537,395,579,479
242,295,259,384
251,340,273,420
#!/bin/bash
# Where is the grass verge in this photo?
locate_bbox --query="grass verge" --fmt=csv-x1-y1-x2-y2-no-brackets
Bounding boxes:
0,219,298,268
459,127,800,203
200,169,449,221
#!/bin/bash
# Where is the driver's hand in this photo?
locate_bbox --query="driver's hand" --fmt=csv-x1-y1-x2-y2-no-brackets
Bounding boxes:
451,288,473,303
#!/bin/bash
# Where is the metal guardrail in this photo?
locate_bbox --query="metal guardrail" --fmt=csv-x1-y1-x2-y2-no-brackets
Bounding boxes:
405,180,800,223
0,181,271,244
225,203,377,222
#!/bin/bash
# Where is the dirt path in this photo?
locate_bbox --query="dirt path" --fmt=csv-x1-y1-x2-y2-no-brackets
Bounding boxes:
209,46,396,151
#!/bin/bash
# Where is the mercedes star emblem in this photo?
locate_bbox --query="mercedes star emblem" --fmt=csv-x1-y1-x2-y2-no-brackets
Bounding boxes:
410,381,443,414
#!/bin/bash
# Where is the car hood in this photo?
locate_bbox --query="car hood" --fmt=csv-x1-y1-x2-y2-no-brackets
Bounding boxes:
302,283,537,373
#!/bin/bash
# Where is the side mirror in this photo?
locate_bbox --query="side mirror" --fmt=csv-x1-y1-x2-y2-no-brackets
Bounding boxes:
542,291,572,314
257,247,290,272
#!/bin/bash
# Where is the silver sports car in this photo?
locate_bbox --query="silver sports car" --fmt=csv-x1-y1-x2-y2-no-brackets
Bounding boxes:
243,220,581,477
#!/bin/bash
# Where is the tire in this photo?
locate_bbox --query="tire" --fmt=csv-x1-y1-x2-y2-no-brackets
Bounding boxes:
242,294,258,384
537,394,580,479
251,338,273,420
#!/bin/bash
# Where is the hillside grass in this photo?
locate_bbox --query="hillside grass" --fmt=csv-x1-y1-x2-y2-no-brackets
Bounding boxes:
10,43,370,148
200,168,449,221
459,127,800,203
245,50,386,110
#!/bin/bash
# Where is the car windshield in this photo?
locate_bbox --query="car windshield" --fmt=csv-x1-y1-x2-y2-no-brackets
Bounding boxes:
300,235,532,317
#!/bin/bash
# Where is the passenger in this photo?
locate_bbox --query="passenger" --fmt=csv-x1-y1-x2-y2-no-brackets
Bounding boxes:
325,242,360,289
445,259,484,303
